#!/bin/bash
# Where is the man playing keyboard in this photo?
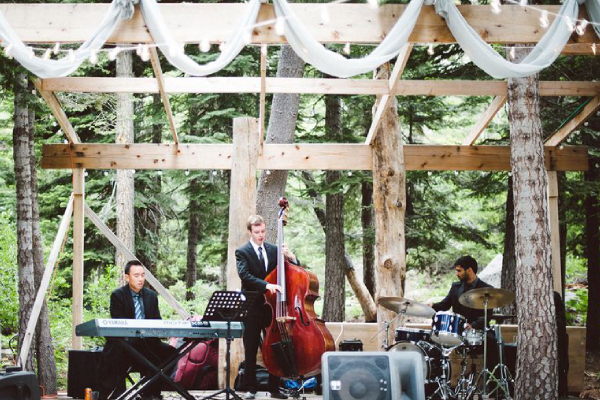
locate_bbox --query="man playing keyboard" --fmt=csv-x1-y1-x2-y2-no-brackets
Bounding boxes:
99,260,177,400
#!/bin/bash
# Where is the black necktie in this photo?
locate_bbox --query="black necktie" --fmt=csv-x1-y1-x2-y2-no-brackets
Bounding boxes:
258,247,266,270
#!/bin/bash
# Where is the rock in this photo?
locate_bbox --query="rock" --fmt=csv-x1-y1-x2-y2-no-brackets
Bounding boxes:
478,254,503,288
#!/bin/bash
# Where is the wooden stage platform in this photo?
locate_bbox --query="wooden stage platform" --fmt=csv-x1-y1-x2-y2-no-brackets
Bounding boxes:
56,391,322,399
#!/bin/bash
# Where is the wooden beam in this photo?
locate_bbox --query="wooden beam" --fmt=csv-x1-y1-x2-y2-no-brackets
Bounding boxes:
259,44,267,147
41,143,589,171
72,169,84,350
547,171,562,295
34,79,81,144
149,48,179,144
545,96,600,147
83,203,189,318
41,78,600,97
19,194,74,368
224,117,260,387
365,44,413,145
462,95,507,145
2,3,597,50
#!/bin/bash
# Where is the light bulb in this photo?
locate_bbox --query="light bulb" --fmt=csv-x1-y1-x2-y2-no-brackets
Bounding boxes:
136,43,143,56
509,47,515,59
157,170,163,176
491,0,501,14
185,170,190,176
68,49,75,62
275,18,285,36
3,44,12,58
199,38,211,53
540,10,549,28
89,50,98,64
219,42,227,52
43,49,51,60
141,45,150,61
519,0,527,6
53,42,60,55
564,17,575,33
367,0,379,9
343,42,351,55
427,44,434,56
576,19,588,36
108,47,120,61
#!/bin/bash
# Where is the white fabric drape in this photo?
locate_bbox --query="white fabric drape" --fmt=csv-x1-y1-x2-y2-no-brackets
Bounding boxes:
434,0,584,79
587,0,600,38
0,0,137,78
138,0,261,77
272,0,431,78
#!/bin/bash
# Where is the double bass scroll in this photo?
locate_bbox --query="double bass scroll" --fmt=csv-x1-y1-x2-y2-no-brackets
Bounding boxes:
262,197,335,378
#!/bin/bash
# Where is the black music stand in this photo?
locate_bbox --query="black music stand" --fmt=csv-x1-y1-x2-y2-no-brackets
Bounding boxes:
201,290,261,400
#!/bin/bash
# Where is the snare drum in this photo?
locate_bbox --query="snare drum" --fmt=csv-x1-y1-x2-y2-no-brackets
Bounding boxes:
389,341,448,386
395,327,431,343
463,329,484,346
431,311,466,346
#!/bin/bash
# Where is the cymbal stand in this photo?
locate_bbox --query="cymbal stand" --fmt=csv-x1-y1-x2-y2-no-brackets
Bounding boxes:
371,304,406,350
485,326,514,399
428,344,459,400
454,346,478,400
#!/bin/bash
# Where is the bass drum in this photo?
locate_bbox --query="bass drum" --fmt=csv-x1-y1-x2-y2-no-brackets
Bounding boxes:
389,341,449,392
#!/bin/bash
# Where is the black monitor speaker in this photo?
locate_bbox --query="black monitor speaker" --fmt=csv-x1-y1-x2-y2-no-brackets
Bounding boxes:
67,349,103,399
321,351,424,400
0,370,40,400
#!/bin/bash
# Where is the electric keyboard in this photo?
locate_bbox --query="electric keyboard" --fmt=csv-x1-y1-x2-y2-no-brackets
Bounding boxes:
76,318,244,338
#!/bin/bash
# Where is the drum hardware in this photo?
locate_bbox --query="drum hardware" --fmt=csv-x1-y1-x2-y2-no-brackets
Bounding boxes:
431,311,467,347
376,297,435,350
458,288,515,400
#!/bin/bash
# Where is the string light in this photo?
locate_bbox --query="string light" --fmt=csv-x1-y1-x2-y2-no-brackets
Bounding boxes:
136,43,143,57
427,44,434,56
564,17,575,33
68,49,75,62
491,0,501,14
3,44,12,59
108,47,120,61
367,0,379,9
509,47,516,59
519,0,527,7
89,50,98,64
184,170,190,176
199,38,211,53
43,48,51,60
219,42,227,52
140,45,150,61
275,18,285,36
575,19,588,36
157,170,163,176
539,10,549,29
343,42,351,55
53,42,60,55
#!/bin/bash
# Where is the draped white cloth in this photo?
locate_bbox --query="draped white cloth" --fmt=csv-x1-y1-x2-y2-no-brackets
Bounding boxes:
272,0,431,78
0,0,598,79
434,0,585,79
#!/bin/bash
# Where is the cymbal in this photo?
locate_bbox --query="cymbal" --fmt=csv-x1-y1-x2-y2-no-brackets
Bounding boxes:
377,297,436,318
459,287,515,309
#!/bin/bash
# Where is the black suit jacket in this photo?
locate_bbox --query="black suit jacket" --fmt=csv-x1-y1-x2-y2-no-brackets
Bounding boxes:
432,278,492,330
110,285,162,320
236,241,279,293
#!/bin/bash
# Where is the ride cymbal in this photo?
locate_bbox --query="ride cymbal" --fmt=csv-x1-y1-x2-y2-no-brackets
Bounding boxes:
458,287,515,309
377,297,436,318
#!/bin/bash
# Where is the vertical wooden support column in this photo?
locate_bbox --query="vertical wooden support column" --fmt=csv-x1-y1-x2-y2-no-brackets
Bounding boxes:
548,171,562,294
72,168,85,349
371,64,406,350
222,117,260,387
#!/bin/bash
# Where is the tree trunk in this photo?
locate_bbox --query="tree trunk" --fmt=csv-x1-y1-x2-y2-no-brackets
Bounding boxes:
361,180,376,296
28,103,57,394
584,145,600,351
301,172,377,321
322,93,345,322
186,178,199,301
508,45,558,400
13,73,35,371
115,50,135,274
256,45,305,243
372,63,406,348
501,176,517,320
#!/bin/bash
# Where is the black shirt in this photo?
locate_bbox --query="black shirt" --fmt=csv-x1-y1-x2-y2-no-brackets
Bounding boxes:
432,277,492,330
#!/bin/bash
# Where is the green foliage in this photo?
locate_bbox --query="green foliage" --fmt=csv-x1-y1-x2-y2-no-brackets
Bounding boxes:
565,289,588,326
0,212,18,335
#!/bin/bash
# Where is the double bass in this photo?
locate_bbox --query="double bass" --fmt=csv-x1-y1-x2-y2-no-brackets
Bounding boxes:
262,198,335,378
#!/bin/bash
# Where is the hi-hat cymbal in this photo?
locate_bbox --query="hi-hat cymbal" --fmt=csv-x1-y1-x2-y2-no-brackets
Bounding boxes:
459,287,515,309
377,297,436,318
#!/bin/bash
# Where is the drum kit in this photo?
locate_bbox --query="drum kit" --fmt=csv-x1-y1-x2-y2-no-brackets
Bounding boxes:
378,288,516,400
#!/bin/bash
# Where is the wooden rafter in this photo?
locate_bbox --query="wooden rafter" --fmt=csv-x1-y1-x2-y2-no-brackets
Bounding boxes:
545,96,600,147
365,44,413,145
39,78,600,97
462,95,507,145
41,143,588,172
2,4,597,52
34,79,81,144
259,44,267,147
149,47,179,144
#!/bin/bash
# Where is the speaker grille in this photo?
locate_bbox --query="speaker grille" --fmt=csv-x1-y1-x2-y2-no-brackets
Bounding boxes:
326,355,391,400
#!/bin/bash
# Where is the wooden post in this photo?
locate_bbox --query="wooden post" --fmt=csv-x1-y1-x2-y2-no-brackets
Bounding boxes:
72,169,85,349
548,171,562,294
371,64,406,349
222,117,260,387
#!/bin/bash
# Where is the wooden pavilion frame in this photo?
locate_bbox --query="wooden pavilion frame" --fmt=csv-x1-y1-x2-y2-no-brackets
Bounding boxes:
5,0,599,383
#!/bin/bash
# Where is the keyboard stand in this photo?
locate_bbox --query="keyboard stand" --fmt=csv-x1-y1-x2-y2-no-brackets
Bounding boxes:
200,291,260,400
112,337,201,400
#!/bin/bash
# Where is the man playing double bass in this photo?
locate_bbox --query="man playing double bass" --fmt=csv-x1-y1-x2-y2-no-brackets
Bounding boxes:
236,215,299,400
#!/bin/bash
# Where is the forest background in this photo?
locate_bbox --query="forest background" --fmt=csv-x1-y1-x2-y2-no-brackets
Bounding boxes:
0,0,599,389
